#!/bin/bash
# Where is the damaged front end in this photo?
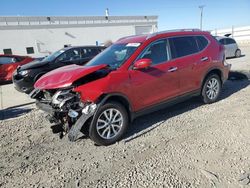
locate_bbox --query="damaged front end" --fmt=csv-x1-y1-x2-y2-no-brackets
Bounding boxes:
30,87,97,141
29,64,112,141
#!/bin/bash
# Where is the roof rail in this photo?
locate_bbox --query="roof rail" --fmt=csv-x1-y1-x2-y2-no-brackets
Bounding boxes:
146,28,201,40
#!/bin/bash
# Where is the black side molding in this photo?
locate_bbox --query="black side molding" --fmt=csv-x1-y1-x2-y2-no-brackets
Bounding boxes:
131,89,200,120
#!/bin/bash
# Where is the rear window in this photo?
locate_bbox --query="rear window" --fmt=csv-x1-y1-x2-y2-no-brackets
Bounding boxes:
218,39,226,45
225,38,236,44
196,36,209,51
169,36,199,58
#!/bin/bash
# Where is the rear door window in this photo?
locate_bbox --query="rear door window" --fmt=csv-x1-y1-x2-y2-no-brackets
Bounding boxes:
169,36,199,58
81,48,100,58
196,36,209,51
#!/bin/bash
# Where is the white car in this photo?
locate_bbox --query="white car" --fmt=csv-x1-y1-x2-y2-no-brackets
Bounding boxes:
215,36,241,58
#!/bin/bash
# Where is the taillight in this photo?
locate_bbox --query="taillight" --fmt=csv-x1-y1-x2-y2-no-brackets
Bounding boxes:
222,55,226,65
219,44,226,65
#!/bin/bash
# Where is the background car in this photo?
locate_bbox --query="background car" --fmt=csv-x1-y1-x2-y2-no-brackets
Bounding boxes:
215,36,241,58
13,45,105,94
0,54,34,82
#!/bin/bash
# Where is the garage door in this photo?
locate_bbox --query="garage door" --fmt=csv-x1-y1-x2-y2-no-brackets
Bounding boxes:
135,26,153,35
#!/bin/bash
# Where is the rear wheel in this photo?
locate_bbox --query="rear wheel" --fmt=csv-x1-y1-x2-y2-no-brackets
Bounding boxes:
235,49,241,58
89,101,129,146
201,74,222,104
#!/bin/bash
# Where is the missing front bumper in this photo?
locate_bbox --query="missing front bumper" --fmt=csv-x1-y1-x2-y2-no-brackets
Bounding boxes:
36,101,54,115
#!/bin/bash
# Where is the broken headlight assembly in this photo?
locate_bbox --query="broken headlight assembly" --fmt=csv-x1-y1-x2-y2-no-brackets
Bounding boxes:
51,89,83,110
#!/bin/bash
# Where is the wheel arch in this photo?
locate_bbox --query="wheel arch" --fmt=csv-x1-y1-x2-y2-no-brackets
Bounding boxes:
201,68,223,89
34,72,46,82
97,93,133,122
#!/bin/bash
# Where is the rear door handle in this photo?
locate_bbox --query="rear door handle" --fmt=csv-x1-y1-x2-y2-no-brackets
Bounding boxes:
168,67,178,72
201,57,209,62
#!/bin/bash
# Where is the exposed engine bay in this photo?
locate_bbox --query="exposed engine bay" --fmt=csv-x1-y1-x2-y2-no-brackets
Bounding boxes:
30,87,97,140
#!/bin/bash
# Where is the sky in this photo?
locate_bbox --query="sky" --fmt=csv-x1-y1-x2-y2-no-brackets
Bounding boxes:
0,0,249,31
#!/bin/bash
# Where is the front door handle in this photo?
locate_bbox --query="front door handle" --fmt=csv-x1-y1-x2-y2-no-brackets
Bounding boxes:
168,67,178,72
201,57,209,62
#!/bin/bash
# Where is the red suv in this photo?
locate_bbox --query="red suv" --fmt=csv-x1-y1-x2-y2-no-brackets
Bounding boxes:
31,29,231,145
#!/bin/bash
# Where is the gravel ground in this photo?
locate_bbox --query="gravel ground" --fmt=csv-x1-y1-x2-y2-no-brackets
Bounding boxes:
0,46,250,188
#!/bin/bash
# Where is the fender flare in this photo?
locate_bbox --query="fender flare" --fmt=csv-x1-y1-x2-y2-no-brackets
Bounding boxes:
200,67,224,89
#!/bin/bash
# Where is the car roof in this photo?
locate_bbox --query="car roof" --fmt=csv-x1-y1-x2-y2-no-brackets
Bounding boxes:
116,29,210,44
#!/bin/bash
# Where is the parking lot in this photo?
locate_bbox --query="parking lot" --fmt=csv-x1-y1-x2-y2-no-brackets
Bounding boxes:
0,45,250,187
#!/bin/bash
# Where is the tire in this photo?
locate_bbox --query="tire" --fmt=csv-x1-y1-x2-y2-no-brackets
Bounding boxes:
235,49,241,58
201,74,222,104
89,101,129,146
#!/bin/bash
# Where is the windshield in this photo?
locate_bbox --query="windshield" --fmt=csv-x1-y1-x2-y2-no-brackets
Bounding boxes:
42,49,66,62
85,43,140,69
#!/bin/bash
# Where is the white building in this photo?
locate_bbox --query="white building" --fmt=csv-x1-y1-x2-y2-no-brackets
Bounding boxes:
0,16,158,57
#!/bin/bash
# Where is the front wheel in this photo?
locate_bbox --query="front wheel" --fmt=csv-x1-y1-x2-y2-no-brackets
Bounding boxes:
89,101,129,146
201,74,222,104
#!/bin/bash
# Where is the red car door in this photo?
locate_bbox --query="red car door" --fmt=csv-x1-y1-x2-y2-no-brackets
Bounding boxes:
128,39,180,111
169,36,205,93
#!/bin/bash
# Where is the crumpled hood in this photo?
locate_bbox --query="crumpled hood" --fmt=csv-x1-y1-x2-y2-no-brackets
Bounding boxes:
35,64,107,90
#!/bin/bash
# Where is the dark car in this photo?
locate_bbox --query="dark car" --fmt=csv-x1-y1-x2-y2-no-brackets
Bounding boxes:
0,54,34,82
13,46,105,94
31,29,231,145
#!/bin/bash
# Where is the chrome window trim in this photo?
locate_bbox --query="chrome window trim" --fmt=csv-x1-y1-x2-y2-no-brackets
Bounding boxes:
130,34,211,70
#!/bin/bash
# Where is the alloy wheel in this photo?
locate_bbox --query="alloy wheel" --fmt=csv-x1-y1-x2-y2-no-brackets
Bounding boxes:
206,78,219,100
96,108,123,139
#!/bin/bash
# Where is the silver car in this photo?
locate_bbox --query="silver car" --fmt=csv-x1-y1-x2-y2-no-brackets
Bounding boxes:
215,36,241,58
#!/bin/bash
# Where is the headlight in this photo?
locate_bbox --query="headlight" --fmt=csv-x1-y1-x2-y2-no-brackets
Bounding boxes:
52,90,71,105
19,70,29,76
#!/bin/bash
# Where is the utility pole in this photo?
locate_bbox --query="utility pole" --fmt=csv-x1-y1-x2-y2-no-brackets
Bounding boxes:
199,5,205,30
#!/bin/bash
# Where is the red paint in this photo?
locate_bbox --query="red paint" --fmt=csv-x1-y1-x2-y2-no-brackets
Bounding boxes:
35,64,107,90
35,30,230,112
0,55,34,82
133,58,152,70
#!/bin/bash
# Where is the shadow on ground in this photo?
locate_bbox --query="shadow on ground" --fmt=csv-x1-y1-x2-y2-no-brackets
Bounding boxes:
124,71,250,141
0,80,12,86
226,54,246,59
0,106,33,120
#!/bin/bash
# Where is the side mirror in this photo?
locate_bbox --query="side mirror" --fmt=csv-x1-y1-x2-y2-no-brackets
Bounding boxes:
133,58,152,70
